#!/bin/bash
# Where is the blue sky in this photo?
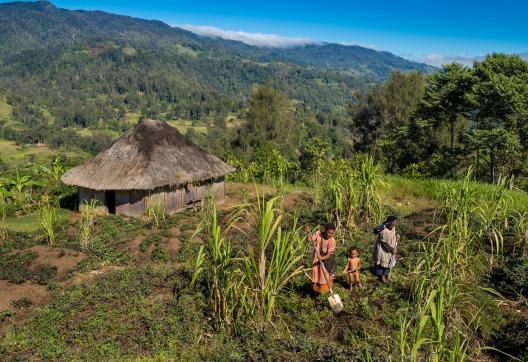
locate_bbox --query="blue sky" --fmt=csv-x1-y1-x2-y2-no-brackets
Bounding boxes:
7,0,528,66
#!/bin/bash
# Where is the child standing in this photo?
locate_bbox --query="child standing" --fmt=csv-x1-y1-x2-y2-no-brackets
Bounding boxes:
342,247,362,291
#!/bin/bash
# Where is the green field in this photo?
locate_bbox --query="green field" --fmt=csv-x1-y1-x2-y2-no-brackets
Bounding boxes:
3,208,73,233
0,140,55,164
0,177,526,360
125,111,142,125
0,139,90,168
0,96,19,128
75,127,120,138
166,119,208,134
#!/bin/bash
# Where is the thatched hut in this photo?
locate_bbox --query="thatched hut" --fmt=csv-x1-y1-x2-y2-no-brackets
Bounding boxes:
61,119,234,217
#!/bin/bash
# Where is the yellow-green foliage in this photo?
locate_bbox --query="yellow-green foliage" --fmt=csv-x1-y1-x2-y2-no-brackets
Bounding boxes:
167,119,207,134
122,47,136,56
0,96,14,122
0,140,88,168
79,199,99,250
37,194,59,245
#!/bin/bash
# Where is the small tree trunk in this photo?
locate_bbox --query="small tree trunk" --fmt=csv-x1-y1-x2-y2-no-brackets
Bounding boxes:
490,148,496,183
449,116,455,177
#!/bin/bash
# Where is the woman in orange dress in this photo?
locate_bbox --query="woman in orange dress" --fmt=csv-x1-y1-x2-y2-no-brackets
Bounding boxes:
306,223,337,293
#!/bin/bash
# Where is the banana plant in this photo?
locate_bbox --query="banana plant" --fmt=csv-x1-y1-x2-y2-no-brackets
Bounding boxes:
33,156,68,182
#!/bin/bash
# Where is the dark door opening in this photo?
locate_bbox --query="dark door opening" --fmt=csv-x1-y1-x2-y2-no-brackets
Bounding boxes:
105,191,116,214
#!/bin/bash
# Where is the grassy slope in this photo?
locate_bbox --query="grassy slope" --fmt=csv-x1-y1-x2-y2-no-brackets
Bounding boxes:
0,139,89,167
3,209,73,233
0,96,19,128
166,120,208,134
0,179,523,360
0,139,54,163
385,175,528,212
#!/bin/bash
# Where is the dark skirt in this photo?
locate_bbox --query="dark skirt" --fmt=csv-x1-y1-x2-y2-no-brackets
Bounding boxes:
374,265,391,277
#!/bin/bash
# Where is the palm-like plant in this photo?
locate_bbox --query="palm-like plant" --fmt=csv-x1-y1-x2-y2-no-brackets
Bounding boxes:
78,199,98,250
192,206,237,324
33,156,68,182
238,195,304,328
356,155,385,224
38,193,59,245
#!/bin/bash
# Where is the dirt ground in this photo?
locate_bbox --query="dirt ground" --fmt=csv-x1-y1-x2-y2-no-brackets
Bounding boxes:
1,245,86,312
26,245,86,275
65,265,126,287
0,280,49,312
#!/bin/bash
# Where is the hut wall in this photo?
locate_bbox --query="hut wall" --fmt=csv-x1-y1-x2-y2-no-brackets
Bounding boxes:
81,178,227,217
212,179,225,201
166,187,184,213
115,191,131,215
78,187,108,215
130,190,146,217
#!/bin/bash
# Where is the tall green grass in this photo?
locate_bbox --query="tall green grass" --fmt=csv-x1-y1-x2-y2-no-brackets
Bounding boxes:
399,170,514,361
192,191,304,330
324,155,385,230
78,199,98,250
192,206,237,324
238,196,304,328
37,193,60,245
0,195,7,244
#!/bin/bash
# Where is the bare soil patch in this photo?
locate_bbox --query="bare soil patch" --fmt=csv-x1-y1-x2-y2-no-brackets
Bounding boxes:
159,236,181,256
6,245,86,277
167,226,182,237
66,265,126,287
128,229,158,259
0,280,48,312
25,245,86,276
404,208,440,239
221,183,274,210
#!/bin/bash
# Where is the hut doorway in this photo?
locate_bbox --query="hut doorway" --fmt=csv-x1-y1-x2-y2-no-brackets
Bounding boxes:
105,191,116,214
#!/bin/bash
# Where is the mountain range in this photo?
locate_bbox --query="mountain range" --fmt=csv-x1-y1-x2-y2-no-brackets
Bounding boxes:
0,1,434,130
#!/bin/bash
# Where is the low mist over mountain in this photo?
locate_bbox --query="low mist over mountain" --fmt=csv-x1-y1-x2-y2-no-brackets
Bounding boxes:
185,32,434,78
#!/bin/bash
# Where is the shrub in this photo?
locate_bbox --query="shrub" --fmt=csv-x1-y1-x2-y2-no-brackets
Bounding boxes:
0,250,37,283
491,318,528,360
11,297,32,308
151,245,171,263
490,256,528,297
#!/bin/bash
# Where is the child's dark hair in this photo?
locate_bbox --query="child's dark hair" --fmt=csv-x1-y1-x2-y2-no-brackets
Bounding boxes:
350,246,359,254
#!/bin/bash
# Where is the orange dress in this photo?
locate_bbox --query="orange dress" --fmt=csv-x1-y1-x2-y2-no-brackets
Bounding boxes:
311,231,336,293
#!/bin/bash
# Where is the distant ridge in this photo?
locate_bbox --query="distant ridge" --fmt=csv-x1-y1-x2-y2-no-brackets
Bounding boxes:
184,30,435,79
0,1,433,81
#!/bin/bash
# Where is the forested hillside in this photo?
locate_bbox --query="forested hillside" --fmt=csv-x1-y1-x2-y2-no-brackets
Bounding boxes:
0,1,436,156
203,38,434,80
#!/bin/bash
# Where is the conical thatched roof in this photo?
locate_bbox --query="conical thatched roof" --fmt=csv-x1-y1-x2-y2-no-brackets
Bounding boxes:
62,119,234,190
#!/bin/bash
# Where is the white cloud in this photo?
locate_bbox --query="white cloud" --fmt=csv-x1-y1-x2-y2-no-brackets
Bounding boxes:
403,53,484,67
176,24,319,48
337,42,383,51
404,53,528,67
400,53,484,67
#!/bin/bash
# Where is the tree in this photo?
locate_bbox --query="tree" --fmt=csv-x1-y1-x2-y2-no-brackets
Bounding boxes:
299,137,330,175
419,63,474,171
348,71,425,154
237,85,301,160
469,54,528,182
464,129,522,182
